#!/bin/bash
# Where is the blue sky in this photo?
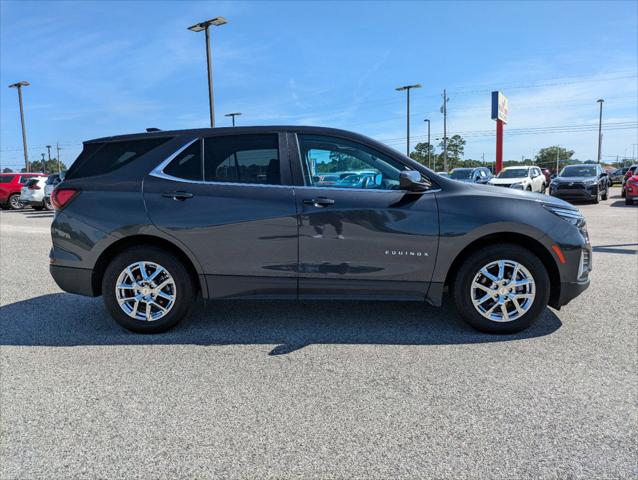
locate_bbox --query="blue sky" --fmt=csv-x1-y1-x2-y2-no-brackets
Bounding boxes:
1,0,637,170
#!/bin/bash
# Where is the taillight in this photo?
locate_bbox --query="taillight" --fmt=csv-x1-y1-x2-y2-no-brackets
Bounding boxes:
51,188,79,210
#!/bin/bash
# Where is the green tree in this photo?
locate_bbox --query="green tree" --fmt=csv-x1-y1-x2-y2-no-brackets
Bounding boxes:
438,134,466,163
409,142,436,166
21,158,67,174
2,167,13,173
535,146,575,172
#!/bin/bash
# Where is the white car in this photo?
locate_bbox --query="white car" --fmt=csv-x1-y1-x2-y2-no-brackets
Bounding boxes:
19,176,49,210
488,166,546,193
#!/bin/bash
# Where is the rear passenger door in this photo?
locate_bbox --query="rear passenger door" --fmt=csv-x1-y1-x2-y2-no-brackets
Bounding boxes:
143,133,299,299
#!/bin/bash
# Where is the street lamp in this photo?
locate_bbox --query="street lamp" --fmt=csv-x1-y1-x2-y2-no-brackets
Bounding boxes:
225,112,242,127
424,119,431,169
8,80,30,172
188,16,227,128
596,99,604,164
396,83,422,156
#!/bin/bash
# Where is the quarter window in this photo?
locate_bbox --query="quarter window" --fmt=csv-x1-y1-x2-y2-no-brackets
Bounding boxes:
204,135,280,185
163,140,203,181
297,134,407,190
0,176,12,184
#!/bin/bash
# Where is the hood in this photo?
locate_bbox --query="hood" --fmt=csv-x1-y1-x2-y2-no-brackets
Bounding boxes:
489,176,528,185
466,183,575,209
552,176,597,183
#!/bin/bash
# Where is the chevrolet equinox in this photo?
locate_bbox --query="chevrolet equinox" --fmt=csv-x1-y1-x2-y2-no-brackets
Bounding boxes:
49,127,591,334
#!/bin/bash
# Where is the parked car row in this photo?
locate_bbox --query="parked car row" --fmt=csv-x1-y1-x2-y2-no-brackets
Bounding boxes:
0,172,63,210
441,163,636,206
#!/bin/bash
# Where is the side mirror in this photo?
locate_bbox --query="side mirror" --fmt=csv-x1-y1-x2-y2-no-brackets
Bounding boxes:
400,170,428,192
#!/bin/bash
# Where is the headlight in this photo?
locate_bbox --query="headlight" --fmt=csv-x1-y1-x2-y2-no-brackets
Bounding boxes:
583,179,597,185
543,205,585,228
510,182,524,189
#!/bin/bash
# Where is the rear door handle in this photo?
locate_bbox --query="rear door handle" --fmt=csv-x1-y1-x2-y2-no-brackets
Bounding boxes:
162,191,194,201
303,197,335,207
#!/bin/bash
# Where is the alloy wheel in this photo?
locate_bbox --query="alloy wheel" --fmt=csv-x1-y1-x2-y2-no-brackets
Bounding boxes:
115,261,176,322
9,195,24,210
470,259,535,323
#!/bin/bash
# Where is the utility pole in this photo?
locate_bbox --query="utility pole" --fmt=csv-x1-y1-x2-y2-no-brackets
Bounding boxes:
424,119,431,169
395,84,422,156
46,145,52,162
8,81,30,172
596,99,604,164
56,142,62,173
441,89,449,171
188,17,228,128
556,146,560,173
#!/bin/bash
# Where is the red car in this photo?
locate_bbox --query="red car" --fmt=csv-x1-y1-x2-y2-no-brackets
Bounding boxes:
624,170,638,205
621,165,637,198
0,172,46,210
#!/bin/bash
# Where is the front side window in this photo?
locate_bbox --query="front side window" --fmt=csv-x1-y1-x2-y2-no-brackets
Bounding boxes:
297,134,407,190
204,135,280,185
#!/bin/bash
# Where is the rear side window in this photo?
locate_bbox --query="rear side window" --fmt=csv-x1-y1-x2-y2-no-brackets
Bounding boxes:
0,176,13,184
67,137,171,179
163,140,202,181
204,135,279,185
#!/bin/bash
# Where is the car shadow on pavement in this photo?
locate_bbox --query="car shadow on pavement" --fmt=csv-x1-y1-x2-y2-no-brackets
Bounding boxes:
0,293,562,355
609,200,636,208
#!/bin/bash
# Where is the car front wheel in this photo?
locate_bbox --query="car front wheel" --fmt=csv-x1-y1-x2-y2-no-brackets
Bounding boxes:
451,243,550,333
102,246,196,333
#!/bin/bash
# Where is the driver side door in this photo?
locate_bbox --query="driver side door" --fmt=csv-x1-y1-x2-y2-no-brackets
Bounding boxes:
290,133,439,300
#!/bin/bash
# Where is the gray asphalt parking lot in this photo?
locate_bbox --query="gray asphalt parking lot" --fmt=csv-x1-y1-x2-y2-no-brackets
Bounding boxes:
1,187,636,479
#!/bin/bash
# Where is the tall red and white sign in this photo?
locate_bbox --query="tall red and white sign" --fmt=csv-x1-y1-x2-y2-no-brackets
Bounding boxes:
491,91,508,173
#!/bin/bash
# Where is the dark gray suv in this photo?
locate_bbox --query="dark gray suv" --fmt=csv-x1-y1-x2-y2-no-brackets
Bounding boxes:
49,126,591,334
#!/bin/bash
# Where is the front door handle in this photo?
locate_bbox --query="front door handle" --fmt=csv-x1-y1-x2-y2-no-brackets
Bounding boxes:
162,191,194,201
303,197,335,207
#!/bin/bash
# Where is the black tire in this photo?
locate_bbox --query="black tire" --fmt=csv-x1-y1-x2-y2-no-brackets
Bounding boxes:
102,245,196,333
526,186,532,192
621,188,626,198
32,205,44,211
451,243,550,334
44,197,53,210
8,194,24,210
626,197,633,205
592,189,600,204
601,188,608,201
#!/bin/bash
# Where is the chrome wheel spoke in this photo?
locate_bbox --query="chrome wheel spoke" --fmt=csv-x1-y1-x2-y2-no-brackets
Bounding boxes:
500,304,510,322
147,266,165,284
472,281,494,295
145,302,152,321
480,268,499,283
155,290,174,301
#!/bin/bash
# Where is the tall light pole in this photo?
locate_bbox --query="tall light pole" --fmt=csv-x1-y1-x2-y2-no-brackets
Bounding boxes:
225,112,242,127
46,145,52,162
8,81,30,172
442,89,449,171
424,119,431,169
596,98,604,164
395,83,421,156
56,142,62,173
188,17,227,128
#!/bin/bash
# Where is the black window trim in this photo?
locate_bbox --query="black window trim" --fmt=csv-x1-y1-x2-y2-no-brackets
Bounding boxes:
150,133,292,187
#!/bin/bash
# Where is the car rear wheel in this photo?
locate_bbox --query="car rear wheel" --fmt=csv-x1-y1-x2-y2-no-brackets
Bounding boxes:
44,197,53,210
102,246,196,333
601,188,608,201
8,194,24,210
626,197,633,205
451,243,550,334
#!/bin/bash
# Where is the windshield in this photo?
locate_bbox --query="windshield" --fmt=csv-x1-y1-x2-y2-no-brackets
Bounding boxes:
497,168,529,179
560,166,597,177
450,169,472,179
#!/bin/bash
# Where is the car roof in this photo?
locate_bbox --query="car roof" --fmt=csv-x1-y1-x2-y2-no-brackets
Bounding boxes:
83,125,392,148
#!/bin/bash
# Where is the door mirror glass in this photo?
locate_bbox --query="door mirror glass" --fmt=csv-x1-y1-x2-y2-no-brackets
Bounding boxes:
400,170,429,192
